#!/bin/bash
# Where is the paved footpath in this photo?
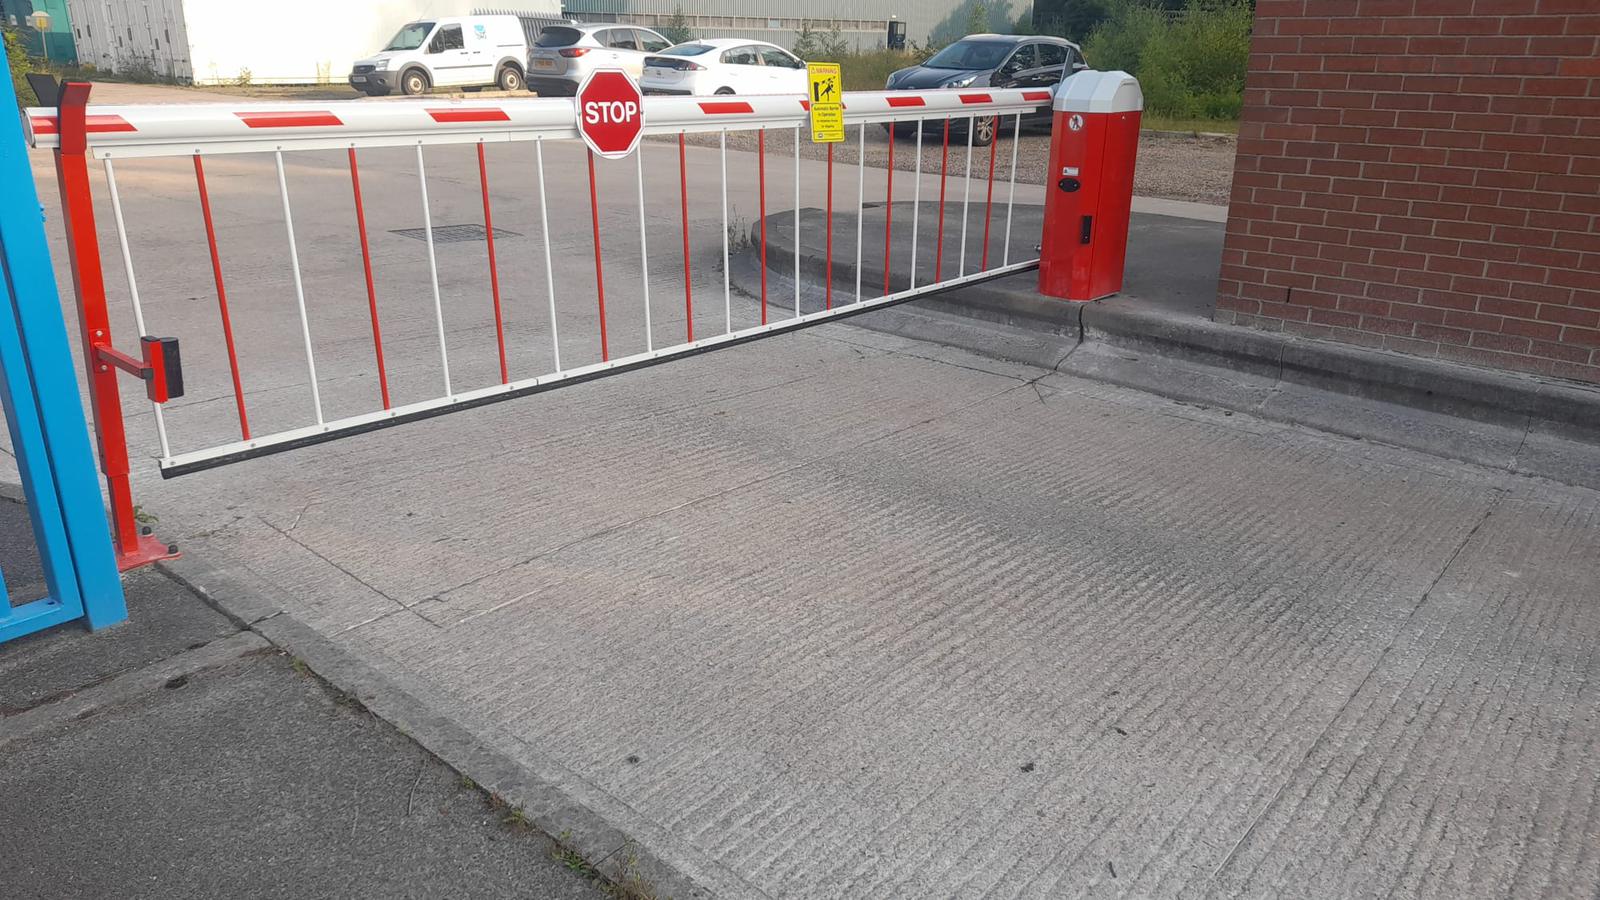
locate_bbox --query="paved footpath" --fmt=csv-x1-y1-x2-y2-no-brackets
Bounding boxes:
9,83,1599,898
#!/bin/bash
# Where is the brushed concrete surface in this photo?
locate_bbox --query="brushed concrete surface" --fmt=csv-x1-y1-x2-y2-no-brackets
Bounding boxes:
11,83,1599,897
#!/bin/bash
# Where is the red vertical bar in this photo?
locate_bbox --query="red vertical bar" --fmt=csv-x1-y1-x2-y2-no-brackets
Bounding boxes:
192,154,252,436
825,142,834,310
883,125,894,297
347,149,391,410
935,119,950,283
758,129,767,325
678,133,694,342
586,150,609,362
477,143,510,384
981,123,999,271
51,82,141,567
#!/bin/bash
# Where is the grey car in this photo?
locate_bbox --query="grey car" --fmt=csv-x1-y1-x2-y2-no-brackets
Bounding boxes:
884,34,1087,145
526,23,673,96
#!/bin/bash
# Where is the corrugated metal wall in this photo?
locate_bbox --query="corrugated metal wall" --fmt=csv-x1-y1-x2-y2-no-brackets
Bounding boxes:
65,0,189,79
561,0,1028,52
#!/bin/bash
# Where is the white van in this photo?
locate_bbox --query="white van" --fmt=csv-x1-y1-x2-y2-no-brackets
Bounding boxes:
350,16,529,96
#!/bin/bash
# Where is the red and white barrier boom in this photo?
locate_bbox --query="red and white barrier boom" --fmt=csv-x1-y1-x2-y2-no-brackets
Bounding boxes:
29,78,1064,567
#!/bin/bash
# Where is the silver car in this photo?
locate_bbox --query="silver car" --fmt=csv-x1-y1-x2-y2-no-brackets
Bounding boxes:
526,23,672,96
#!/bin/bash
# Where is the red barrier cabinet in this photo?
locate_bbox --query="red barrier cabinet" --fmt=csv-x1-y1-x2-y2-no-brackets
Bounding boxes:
1038,70,1142,302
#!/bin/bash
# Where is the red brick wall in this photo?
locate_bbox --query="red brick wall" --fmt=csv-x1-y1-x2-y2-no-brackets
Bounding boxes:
1217,0,1600,383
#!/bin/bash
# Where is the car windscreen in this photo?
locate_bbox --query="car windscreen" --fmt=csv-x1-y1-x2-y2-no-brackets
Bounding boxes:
660,43,715,57
535,26,584,47
922,40,1013,70
384,22,434,52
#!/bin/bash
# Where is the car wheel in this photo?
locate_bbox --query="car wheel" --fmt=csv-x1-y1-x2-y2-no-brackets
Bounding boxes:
972,115,998,147
401,69,429,96
497,65,523,92
714,87,735,95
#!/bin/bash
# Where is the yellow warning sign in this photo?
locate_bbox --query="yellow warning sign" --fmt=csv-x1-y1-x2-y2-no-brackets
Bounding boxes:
807,63,844,144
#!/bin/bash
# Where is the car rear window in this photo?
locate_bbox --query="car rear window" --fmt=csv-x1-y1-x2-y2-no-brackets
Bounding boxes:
661,43,715,57
535,26,584,47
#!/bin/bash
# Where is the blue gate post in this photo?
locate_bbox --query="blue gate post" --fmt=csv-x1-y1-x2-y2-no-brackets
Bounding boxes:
0,42,126,641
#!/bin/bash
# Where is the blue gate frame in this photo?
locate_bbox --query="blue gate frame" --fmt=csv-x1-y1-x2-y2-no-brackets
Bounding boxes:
0,42,126,643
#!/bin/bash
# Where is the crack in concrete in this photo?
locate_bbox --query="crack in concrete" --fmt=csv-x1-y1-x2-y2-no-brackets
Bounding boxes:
257,514,407,613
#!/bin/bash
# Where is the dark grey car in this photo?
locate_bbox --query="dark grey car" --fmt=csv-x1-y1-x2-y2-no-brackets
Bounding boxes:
884,34,1087,145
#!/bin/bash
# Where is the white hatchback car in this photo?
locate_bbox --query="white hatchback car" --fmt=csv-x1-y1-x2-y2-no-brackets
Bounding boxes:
641,39,808,96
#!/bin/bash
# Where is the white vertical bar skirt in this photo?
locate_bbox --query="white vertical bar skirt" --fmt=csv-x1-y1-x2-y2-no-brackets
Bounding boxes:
273,151,325,426
720,129,731,334
535,137,562,371
855,122,866,304
102,159,171,459
793,125,801,318
1004,113,1022,267
415,145,452,397
959,118,975,278
635,147,653,353
910,124,923,290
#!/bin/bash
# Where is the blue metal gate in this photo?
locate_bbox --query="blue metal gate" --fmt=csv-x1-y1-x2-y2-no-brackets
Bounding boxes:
0,40,125,643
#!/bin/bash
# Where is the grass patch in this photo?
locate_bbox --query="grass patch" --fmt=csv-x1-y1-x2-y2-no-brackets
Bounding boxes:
833,50,926,93
1141,114,1239,135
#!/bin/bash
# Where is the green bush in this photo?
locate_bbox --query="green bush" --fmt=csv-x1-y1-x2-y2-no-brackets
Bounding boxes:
5,25,37,106
1083,0,1252,121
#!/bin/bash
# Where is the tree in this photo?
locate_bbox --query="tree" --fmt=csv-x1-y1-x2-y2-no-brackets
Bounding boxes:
966,1,992,35
793,20,849,60
660,7,694,45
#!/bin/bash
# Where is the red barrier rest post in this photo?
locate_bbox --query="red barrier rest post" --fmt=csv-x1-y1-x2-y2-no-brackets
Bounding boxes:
50,81,178,570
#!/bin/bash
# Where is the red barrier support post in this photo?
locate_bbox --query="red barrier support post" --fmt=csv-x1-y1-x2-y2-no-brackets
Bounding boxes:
192,153,251,435
586,149,609,361
347,148,391,409
478,143,510,383
50,82,177,571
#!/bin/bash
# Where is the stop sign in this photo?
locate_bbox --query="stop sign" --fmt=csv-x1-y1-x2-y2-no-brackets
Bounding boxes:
575,69,644,159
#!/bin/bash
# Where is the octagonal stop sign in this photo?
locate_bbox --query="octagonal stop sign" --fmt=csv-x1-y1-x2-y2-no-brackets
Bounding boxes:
575,69,644,159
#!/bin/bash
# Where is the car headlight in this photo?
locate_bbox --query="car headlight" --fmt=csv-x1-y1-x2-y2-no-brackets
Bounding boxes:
944,74,978,88
374,59,389,70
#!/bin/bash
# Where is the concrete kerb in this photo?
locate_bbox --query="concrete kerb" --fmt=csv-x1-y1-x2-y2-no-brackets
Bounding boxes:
155,551,728,899
735,205,1600,490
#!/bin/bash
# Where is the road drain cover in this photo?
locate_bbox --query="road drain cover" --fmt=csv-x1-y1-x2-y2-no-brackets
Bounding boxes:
390,224,521,243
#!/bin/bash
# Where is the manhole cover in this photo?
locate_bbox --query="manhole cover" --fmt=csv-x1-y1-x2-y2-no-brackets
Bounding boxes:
390,224,521,243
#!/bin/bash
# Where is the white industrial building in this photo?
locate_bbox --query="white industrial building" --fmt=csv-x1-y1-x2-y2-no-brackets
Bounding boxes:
62,0,563,84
